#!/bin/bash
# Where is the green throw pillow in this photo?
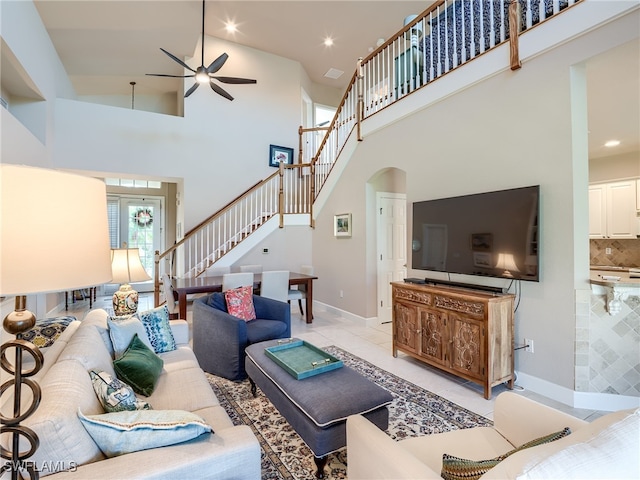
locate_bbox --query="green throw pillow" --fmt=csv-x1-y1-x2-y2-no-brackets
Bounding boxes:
113,333,163,397
441,427,571,480
78,409,212,458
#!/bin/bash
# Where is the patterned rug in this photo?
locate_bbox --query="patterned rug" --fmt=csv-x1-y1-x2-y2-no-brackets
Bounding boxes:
206,346,492,479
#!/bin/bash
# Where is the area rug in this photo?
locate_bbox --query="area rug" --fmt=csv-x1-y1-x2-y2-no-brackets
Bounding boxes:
206,346,492,479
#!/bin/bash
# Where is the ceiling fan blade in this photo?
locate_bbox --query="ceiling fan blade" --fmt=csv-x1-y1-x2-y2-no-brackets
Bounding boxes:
185,82,200,98
210,81,234,101
207,53,229,74
146,73,196,78
211,76,257,84
160,48,196,73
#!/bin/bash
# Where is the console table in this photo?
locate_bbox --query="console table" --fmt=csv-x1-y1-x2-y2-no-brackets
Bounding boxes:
391,281,515,399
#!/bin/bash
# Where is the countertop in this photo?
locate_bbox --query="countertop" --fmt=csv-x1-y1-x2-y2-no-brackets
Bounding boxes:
590,267,640,287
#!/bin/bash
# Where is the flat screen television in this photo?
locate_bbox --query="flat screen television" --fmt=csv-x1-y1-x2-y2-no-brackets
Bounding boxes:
411,185,539,282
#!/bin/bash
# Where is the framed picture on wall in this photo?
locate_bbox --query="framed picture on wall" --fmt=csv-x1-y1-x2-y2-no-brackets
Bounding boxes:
334,213,352,237
269,145,294,167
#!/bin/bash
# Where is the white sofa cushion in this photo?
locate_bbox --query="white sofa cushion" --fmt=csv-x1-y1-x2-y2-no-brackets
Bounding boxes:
484,408,640,480
57,322,115,375
515,408,640,480
16,359,106,476
146,367,219,412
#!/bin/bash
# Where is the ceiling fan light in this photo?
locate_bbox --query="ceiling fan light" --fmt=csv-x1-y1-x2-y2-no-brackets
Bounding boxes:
195,71,209,83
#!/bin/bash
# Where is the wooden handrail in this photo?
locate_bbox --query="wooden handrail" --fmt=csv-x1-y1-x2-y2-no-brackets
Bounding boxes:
184,179,264,237
155,0,580,307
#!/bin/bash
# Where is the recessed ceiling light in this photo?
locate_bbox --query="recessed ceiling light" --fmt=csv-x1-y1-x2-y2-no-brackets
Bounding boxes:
225,21,237,34
323,37,334,47
604,140,621,147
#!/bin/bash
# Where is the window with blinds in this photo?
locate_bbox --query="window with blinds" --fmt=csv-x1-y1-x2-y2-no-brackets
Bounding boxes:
107,196,120,249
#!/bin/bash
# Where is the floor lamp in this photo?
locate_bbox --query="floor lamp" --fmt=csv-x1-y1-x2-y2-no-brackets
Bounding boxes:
0,164,112,479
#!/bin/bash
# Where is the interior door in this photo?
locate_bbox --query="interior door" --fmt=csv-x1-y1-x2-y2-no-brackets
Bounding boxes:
377,193,407,323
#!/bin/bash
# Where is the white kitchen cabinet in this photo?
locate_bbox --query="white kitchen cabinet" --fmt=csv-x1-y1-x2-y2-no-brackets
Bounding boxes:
589,180,638,239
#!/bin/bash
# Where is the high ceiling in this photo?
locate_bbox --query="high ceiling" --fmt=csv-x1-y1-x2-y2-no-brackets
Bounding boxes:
31,1,640,159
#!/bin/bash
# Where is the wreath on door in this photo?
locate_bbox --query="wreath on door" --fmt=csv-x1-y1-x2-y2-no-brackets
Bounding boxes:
133,208,153,228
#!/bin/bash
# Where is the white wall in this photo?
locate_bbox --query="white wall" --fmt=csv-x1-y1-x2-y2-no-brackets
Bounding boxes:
50,39,304,231
311,7,640,392
590,151,640,182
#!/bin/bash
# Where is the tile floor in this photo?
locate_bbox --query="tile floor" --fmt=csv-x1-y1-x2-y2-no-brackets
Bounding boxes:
64,293,603,422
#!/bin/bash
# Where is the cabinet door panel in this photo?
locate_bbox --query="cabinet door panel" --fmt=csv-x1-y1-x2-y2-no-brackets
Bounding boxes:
394,301,419,354
418,308,447,366
450,313,484,380
607,181,637,238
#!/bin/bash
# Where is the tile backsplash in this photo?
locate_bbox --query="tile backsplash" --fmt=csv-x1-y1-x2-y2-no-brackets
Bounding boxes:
590,239,640,268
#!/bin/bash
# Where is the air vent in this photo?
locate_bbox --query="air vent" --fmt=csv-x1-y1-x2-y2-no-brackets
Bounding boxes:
324,68,344,80
0,97,8,109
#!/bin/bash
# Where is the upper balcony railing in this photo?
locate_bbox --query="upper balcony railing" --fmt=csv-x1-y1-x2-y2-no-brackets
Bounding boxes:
155,0,580,305
300,0,580,198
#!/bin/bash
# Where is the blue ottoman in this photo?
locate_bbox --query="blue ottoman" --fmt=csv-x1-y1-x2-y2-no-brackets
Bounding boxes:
245,339,393,478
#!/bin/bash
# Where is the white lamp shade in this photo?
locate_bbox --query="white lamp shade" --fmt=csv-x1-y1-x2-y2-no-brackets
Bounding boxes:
111,248,151,284
495,253,520,272
0,164,113,295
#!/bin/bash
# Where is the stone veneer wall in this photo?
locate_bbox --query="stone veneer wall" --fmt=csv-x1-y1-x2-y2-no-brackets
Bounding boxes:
576,288,640,397
590,239,640,268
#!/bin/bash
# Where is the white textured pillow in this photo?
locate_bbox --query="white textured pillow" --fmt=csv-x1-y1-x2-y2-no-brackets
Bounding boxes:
108,315,152,358
77,409,212,457
515,409,640,480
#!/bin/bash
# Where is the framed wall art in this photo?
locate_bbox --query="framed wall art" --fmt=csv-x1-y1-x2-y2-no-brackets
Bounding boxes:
334,213,352,237
269,144,294,167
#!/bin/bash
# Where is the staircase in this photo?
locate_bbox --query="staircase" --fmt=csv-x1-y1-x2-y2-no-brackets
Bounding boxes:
154,0,582,305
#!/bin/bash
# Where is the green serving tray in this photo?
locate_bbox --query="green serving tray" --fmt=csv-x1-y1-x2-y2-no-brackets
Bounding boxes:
264,339,343,380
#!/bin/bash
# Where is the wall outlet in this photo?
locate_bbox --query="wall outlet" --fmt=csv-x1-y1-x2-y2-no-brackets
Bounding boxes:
524,338,534,353
340,290,344,298
262,248,269,254
605,247,612,255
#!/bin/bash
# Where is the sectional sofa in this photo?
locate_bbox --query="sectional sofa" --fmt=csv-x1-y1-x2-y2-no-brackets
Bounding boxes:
1,308,260,479
347,391,639,479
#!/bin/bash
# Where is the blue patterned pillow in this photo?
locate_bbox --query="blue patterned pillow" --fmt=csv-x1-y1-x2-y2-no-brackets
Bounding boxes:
22,316,76,348
138,305,176,353
90,370,152,412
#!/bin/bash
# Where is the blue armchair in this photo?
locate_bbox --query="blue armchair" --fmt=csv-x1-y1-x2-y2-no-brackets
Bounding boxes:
193,292,291,381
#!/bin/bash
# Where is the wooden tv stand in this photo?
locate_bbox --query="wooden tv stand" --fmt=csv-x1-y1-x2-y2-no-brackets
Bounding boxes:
391,281,515,399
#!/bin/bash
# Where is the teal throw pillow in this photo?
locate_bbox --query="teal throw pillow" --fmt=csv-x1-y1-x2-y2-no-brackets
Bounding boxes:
78,409,212,457
113,334,163,397
441,427,572,480
90,370,152,413
139,305,176,353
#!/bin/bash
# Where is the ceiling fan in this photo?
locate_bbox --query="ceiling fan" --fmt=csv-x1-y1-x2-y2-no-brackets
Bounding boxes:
146,0,256,100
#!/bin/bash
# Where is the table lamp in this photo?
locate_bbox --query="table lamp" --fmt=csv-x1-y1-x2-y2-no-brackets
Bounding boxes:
495,253,520,278
1,164,112,479
110,248,151,316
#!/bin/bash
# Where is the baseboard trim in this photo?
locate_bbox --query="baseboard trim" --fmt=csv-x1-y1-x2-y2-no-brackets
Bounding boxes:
312,301,371,325
516,371,640,411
